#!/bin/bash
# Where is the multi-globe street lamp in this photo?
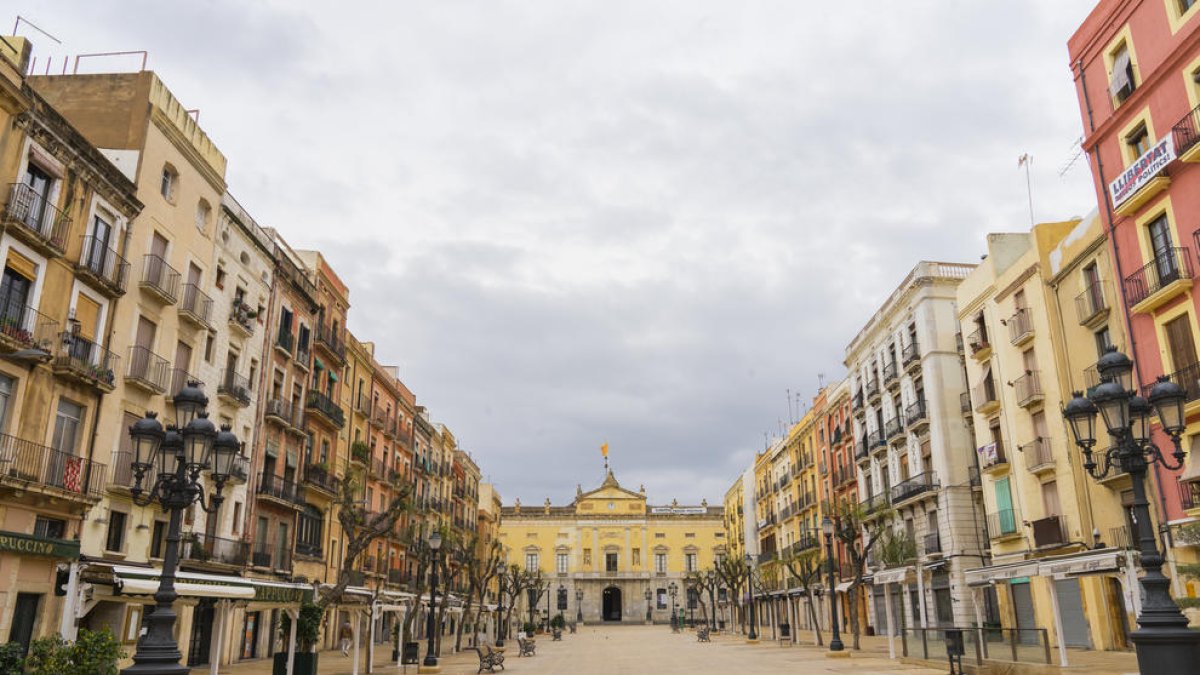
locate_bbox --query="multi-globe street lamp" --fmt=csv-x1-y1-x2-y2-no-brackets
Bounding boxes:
644,588,652,623
668,582,679,633
744,554,758,641
423,531,444,669
576,588,584,624
706,570,717,631
1063,348,1200,672
495,561,507,647
123,382,241,675
821,516,844,653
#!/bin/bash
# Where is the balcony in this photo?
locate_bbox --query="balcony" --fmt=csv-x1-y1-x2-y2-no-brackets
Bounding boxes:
988,509,1020,540
1014,371,1044,408
980,439,1008,472
167,369,203,401
257,472,306,508
176,284,213,330
1182,480,1200,511
1144,362,1200,410
960,391,972,415
371,408,387,429
1097,457,1132,489
922,532,941,556
355,393,372,417
867,429,884,451
1075,280,1110,328
305,390,345,429
1022,438,1055,474
852,390,864,410
967,326,991,360
1031,515,1067,549
2,183,70,257
1124,247,1193,313
834,463,856,488
1007,309,1033,346
182,533,249,567
52,333,118,392
295,540,323,558
265,398,294,426
902,342,920,372
792,532,820,554
387,568,408,586
865,377,880,403
0,302,58,356
905,399,928,430
275,329,294,357
295,343,311,371
229,299,256,336
76,235,129,298
882,361,899,387
350,442,369,467
856,436,869,461
890,471,938,505
1172,101,1200,162
217,371,251,407
859,492,891,517
884,415,903,442
251,542,291,571
1108,524,1136,549
139,254,180,305
972,379,1000,415
125,346,170,394
315,323,346,365
0,432,104,502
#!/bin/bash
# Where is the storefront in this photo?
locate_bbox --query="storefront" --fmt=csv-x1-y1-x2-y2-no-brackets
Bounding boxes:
0,529,81,655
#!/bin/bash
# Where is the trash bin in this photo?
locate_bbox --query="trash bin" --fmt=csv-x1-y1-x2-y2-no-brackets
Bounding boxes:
402,642,420,665
779,623,791,639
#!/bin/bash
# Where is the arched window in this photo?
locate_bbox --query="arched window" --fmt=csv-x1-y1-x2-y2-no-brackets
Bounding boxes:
160,163,179,202
195,199,211,232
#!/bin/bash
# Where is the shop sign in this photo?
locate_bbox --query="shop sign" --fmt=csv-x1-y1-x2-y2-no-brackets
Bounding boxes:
0,530,80,559
1110,136,1175,208
1040,552,1120,578
651,507,707,515
254,584,310,604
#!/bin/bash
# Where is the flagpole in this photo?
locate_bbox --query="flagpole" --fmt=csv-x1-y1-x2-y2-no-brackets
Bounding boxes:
1019,153,1034,226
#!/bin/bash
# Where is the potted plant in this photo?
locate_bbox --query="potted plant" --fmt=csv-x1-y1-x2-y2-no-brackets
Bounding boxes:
273,601,322,675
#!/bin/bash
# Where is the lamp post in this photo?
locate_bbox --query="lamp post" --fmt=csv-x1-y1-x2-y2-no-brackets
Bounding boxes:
424,531,443,669
745,554,758,641
822,516,844,652
1063,348,1200,672
122,382,239,675
707,571,717,631
494,562,507,647
668,582,679,633
644,588,652,623
555,583,564,630
576,588,583,624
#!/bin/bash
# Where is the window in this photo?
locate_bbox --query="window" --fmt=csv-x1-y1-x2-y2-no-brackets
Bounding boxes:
654,532,665,539
557,587,568,610
556,552,568,574
195,200,211,232
685,553,697,572
1109,42,1136,103
34,517,65,539
605,552,618,572
105,510,127,552
52,399,84,456
657,588,667,609
1094,327,1113,357
654,552,667,574
150,520,166,558
160,165,177,201
525,552,539,572
0,374,13,432
204,333,215,363
1126,123,1150,160
214,266,226,290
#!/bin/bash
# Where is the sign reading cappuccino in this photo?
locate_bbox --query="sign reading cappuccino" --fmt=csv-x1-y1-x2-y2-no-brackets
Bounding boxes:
0,530,80,559
1110,136,1175,208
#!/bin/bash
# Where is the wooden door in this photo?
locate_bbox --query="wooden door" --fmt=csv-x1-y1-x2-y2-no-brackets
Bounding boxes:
1164,314,1198,373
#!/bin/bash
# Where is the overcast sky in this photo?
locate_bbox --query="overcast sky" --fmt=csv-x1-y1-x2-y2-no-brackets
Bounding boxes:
20,1,1100,506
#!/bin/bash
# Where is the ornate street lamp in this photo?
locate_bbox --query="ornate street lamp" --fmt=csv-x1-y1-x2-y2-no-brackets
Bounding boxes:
744,554,758,641
576,587,584,624
668,581,679,633
123,382,238,675
821,516,844,652
494,561,507,647
1063,348,1200,673
424,531,443,669
644,588,652,623
706,570,717,631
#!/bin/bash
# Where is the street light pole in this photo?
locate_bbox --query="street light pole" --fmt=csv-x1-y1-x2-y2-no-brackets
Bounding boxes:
576,588,584,625
822,516,844,652
424,531,443,669
707,571,717,631
669,582,679,633
745,554,758,642
494,562,507,647
1063,348,1200,673
644,588,652,623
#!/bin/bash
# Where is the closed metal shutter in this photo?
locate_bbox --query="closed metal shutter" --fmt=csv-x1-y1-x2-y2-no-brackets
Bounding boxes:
1010,580,1038,645
1054,579,1091,648
873,585,886,632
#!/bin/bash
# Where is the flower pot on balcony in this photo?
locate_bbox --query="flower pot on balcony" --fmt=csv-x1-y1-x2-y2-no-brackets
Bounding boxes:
272,651,318,675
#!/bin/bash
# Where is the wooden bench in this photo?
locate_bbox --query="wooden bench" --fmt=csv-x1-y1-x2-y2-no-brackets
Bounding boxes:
697,626,711,642
473,646,505,673
518,637,537,657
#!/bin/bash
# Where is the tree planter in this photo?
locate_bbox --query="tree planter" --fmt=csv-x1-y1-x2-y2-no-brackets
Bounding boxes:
272,651,318,675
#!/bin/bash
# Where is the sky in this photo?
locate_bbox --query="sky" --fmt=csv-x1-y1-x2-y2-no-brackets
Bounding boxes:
17,1,1101,506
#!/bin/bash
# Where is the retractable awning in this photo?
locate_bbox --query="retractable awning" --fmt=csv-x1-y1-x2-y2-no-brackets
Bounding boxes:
834,581,854,593
103,564,312,603
964,560,1040,587
117,577,253,599
871,566,913,585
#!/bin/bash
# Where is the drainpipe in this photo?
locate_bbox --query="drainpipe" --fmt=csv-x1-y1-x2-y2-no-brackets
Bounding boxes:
1076,59,1178,591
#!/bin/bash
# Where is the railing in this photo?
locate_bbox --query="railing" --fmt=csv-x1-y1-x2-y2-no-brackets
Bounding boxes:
1031,515,1066,548
3,183,71,252
140,254,180,303
905,399,927,427
53,332,119,389
981,439,1007,469
860,492,890,513
884,415,903,439
1123,247,1193,307
295,342,311,369
273,244,318,306
1172,101,1200,157
229,300,255,334
356,393,372,416
865,377,880,399
1108,524,1135,549
183,533,249,566
315,323,346,361
109,450,155,491
922,532,941,555
867,429,883,448
902,341,920,367
852,390,864,410
882,360,898,384
0,300,58,353
0,432,103,499
1007,308,1033,343
967,326,990,355
306,390,345,427
251,542,274,568
178,284,213,327
890,471,938,503
77,235,129,293
257,472,305,505
1181,480,1200,510
1075,280,1108,324
1145,361,1200,405
218,371,251,405
304,464,339,494
1013,371,1042,406
1022,438,1054,471
791,532,820,553
388,568,408,585
856,436,869,460
988,509,1018,537
295,539,323,558
168,369,202,399
971,378,998,411
899,627,1051,667
363,554,377,572
265,398,293,424
126,346,170,392
959,391,971,413
276,329,294,354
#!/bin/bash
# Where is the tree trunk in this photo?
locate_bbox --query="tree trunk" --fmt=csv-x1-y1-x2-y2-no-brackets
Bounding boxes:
849,584,861,650
806,594,823,646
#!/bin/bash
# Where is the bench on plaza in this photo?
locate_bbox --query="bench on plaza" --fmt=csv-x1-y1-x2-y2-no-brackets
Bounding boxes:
697,625,711,642
474,645,505,673
552,628,563,641
518,637,537,657
568,623,577,634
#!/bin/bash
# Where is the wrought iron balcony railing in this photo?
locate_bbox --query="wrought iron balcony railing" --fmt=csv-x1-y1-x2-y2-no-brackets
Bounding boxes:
76,235,129,296
1074,280,1108,325
0,300,58,354
218,371,251,406
183,533,249,567
53,332,119,391
3,183,70,255
890,471,939,503
140,254,180,304
0,432,103,500
1123,247,1193,307
125,346,170,393
178,283,213,328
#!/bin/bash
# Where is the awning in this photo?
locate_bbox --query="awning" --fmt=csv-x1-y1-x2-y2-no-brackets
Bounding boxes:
964,560,1040,587
314,358,325,371
118,578,253,600
1039,550,1125,578
1109,49,1132,98
103,565,312,603
835,581,853,593
872,566,913,585
329,371,338,383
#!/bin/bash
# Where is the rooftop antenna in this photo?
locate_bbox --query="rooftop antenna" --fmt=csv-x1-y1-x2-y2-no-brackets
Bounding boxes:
1018,153,1034,226
12,16,61,43
786,388,793,424
818,372,826,389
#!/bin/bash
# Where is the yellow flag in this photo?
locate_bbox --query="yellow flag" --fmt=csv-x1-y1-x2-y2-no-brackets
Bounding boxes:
601,442,608,457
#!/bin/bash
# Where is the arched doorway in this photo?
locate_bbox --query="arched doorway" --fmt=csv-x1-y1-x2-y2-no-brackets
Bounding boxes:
602,586,623,622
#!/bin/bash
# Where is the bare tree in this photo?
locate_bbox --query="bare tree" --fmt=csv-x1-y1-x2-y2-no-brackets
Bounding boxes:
827,499,894,650
317,472,413,610
781,548,825,646
715,556,750,633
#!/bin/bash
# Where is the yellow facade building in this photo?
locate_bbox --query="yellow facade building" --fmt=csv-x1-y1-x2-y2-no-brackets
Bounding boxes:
499,470,724,625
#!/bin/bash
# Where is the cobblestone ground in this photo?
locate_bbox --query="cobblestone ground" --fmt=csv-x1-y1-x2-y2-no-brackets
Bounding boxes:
193,626,951,674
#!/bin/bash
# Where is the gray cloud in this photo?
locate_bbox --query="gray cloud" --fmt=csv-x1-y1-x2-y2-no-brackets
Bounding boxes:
24,0,1100,504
